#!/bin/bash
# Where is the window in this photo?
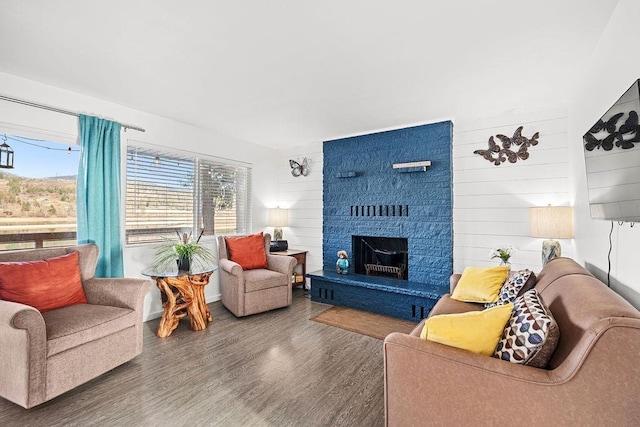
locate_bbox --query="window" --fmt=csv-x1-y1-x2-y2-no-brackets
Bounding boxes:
0,133,79,251
126,145,252,244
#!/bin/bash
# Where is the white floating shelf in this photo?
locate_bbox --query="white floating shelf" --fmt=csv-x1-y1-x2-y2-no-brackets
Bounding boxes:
392,160,431,172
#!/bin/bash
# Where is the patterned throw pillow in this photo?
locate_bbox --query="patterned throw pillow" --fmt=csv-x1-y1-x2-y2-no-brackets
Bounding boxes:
484,269,535,309
493,289,559,368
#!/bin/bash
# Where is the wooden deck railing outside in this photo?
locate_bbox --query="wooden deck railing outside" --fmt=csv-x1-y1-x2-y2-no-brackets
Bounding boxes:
0,231,78,250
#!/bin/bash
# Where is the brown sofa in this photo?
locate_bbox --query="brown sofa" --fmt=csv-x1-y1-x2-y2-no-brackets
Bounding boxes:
384,257,640,426
0,244,152,408
217,233,296,317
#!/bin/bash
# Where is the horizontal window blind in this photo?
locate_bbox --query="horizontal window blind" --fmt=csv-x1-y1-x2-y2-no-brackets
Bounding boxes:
126,145,251,244
196,158,252,237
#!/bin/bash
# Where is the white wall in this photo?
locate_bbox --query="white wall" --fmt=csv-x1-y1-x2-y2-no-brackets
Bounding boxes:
0,71,280,320
569,0,640,308
274,142,323,287
453,106,574,273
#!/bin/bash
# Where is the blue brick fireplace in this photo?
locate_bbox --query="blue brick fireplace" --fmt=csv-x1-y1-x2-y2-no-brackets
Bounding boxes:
309,121,453,321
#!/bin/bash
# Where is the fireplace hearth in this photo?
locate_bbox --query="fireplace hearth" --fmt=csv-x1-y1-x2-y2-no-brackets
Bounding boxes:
352,235,408,280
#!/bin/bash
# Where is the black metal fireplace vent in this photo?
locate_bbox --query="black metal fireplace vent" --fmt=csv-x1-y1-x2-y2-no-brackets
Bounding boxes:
350,204,409,217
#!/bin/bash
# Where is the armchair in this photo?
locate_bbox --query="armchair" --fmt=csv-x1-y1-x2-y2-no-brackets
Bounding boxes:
0,244,152,408
217,233,296,317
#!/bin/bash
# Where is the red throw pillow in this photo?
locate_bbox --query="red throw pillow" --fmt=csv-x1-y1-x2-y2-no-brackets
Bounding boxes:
225,232,268,270
0,251,87,312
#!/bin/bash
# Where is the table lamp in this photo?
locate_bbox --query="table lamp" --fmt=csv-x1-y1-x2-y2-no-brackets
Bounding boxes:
530,206,574,266
268,208,288,241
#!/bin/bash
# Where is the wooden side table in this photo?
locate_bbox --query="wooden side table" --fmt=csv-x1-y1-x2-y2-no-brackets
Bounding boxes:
142,266,217,337
271,249,307,287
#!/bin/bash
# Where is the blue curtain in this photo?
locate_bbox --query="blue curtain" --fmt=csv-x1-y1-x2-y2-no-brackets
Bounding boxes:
77,114,124,277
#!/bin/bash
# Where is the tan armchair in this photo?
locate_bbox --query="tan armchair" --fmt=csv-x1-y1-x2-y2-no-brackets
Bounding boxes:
217,233,296,317
0,244,151,408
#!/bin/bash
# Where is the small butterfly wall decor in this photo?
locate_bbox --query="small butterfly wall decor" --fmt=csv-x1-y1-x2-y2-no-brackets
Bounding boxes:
473,126,539,166
289,157,310,177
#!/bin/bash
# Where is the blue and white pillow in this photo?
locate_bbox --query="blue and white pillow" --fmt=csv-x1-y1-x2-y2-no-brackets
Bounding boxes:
493,289,559,368
485,269,535,309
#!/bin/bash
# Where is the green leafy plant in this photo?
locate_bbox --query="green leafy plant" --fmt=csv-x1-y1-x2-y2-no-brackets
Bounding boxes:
490,245,516,264
152,229,217,272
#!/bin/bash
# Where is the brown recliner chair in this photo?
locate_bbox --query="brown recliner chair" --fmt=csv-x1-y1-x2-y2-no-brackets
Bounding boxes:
0,244,151,408
217,233,296,317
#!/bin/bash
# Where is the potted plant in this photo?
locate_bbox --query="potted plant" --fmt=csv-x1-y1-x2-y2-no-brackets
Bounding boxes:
152,229,217,272
490,245,516,266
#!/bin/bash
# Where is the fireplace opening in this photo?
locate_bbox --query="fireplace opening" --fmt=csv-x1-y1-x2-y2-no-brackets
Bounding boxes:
352,235,408,280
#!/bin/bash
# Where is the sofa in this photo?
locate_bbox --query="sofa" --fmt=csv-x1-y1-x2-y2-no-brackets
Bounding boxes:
384,257,640,426
217,233,296,317
0,244,152,408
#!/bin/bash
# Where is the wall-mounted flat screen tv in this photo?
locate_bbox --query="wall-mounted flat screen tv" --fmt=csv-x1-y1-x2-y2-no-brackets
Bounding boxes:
583,79,640,222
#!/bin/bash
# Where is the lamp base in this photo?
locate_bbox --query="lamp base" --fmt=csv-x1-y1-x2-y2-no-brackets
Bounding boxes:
273,227,283,241
542,239,561,266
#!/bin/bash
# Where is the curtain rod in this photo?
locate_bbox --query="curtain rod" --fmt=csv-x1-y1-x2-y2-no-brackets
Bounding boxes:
0,94,145,133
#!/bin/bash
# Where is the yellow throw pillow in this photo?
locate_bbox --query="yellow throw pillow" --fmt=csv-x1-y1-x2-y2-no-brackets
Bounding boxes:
420,303,514,356
451,265,510,303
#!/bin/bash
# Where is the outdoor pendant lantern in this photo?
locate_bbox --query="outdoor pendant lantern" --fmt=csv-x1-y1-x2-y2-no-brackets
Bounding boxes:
0,135,14,169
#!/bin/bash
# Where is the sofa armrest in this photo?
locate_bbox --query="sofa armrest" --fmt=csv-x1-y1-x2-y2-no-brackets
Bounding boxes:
384,324,640,425
83,277,152,311
0,300,47,408
219,258,243,277
384,332,555,425
450,273,462,293
267,254,296,276
384,332,552,380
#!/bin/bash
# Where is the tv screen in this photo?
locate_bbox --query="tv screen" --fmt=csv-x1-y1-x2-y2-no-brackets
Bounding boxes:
583,79,640,222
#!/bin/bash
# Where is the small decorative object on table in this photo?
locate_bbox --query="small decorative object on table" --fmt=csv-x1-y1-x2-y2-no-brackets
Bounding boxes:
490,245,516,266
336,250,349,274
153,229,217,272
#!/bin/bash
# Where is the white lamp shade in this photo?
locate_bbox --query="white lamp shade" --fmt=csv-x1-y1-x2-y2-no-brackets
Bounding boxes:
268,208,289,227
530,206,574,239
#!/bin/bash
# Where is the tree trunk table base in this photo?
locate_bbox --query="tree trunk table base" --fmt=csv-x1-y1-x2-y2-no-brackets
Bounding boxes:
152,272,213,338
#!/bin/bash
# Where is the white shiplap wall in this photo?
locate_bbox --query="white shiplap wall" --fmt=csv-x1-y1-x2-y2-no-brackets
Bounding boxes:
453,106,574,273
275,142,324,284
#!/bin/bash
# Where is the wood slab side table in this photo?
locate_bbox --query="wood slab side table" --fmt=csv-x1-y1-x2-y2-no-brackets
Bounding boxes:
142,266,217,338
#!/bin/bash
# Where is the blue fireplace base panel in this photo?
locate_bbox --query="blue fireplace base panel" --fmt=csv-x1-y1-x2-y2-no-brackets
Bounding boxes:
308,270,449,322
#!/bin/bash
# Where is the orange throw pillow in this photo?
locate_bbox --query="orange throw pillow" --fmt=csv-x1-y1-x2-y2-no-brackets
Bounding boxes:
0,251,87,312
225,232,268,270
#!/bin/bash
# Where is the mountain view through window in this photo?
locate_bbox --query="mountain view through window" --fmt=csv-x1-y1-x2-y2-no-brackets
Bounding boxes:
0,133,79,250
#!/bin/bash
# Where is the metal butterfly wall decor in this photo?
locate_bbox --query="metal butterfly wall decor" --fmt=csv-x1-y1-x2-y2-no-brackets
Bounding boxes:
583,110,640,151
289,157,309,177
473,126,539,166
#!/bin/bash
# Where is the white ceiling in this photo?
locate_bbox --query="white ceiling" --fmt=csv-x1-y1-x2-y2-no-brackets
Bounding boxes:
0,1,619,149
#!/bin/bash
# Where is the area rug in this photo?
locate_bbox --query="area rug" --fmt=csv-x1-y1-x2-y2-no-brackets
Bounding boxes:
311,306,418,340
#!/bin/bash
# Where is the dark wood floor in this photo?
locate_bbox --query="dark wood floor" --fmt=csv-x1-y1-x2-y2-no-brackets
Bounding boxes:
0,290,385,426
